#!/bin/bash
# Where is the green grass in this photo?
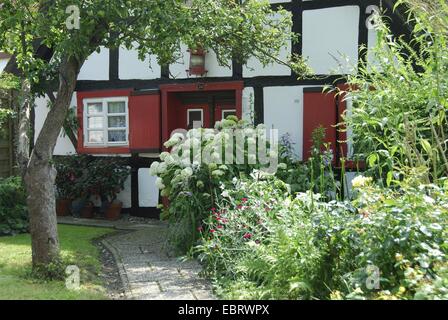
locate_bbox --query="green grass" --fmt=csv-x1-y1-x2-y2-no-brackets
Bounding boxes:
0,224,115,300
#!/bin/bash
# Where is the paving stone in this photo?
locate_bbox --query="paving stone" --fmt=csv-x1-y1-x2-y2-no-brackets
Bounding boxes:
93,220,216,300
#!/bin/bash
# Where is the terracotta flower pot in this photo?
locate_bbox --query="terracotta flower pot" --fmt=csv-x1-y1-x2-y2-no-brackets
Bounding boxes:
56,199,72,216
105,201,122,221
80,202,94,219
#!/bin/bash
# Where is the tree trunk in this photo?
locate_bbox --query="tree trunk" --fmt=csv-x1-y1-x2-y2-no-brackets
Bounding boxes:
25,55,81,267
15,79,32,180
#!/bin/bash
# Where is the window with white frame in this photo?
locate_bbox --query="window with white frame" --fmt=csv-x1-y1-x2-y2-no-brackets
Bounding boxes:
222,109,236,120
84,97,129,147
187,108,203,129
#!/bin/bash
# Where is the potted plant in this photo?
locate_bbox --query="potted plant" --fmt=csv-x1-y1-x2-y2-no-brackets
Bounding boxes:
92,158,130,220
54,157,80,216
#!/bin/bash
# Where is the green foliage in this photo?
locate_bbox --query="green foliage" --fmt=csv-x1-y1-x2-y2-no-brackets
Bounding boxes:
54,155,130,203
342,0,448,184
196,175,448,300
0,0,303,95
152,119,274,254
0,177,28,236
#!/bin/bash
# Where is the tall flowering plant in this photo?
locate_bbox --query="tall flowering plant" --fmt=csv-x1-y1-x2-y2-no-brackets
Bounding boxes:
150,117,278,253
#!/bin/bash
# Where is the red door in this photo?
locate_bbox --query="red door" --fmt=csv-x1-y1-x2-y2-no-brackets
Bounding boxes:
176,104,211,129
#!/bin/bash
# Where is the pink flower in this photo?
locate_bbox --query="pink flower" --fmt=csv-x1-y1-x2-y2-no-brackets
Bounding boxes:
197,226,203,232
210,229,216,233
243,233,252,239
217,225,223,229
241,198,248,203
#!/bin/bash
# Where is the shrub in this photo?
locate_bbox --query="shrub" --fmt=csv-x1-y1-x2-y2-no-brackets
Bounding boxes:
151,117,279,253
0,176,28,236
343,0,448,184
195,175,448,300
54,155,130,204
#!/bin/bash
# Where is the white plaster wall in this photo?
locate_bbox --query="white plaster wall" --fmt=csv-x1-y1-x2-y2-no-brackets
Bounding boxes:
263,86,303,159
34,94,76,155
242,87,254,124
78,47,109,80
302,6,360,75
170,44,232,79
0,59,7,72
119,46,161,80
138,168,159,207
367,28,380,68
116,174,132,208
205,49,232,77
243,12,291,77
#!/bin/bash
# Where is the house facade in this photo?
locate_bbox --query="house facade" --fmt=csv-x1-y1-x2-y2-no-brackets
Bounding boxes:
26,1,409,217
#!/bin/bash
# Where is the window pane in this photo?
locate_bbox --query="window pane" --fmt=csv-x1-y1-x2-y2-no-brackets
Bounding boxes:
108,130,126,142
223,110,236,119
87,103,102,114
88,131,104,143
88,117,103,129
188,110,202,129
108,101,126,114
108,116,126,128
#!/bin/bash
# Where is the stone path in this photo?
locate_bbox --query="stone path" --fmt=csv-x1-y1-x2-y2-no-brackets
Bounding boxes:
59,217,215,300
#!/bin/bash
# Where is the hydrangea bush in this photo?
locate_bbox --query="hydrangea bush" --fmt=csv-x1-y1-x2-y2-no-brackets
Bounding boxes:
150,117,281,253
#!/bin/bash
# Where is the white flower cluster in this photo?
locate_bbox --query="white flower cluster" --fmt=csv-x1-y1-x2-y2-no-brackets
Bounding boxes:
351,175,373,188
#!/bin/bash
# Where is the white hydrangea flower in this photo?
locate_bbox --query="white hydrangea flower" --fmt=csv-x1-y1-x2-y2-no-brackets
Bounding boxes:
278,163,287,170
214,121,222,130
211,152,221,162
149,161,159,176
247,137,256,145
155,177,165,190
256,123,266,130
157,162,167,174
164,132,184,148
181,167,193,177
212,169,225,177
159,152,170,161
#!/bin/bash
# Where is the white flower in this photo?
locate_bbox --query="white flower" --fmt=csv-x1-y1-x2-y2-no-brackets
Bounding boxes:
157,162,167,174
164,133,184,148
351,175,373,188
256,123,266,130
149,161,159,176
278,163,287,170
214,121,222,130
159,152,170,161
247,137,256,146
212,169,225,177
221,190,230,198
155,177,165,190
181,167,193,177
248,154,257,163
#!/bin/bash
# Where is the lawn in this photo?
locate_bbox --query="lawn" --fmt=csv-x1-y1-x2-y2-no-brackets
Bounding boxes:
0,224,115,300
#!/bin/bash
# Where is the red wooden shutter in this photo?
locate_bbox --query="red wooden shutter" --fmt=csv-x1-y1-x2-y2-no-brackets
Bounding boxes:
129,93,161,152
303,88,338,161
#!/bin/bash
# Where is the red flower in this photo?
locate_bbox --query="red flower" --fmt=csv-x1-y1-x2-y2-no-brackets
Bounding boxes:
217,225,223,229
211,207,216,212
210,229,216,233
241,198,248,203
236,205,243,210
243,233,252,239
